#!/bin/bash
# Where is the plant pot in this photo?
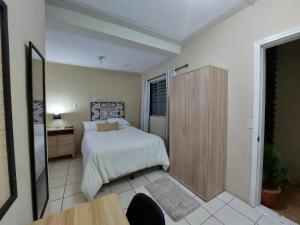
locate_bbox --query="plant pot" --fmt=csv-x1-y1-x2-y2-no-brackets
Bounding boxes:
261,187,282,208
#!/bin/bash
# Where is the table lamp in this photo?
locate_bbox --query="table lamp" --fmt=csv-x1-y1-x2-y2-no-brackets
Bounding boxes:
53,113,62,128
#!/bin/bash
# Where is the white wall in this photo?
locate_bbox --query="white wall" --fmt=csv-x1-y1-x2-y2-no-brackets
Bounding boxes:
0,0,45,225
46,62,141,153
142,0,300,203
149,116,166,141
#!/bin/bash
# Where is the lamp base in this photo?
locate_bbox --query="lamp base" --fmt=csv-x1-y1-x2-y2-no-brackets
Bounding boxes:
54,119,60,129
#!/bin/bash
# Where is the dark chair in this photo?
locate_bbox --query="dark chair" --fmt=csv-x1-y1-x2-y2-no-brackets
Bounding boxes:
126,193,165,225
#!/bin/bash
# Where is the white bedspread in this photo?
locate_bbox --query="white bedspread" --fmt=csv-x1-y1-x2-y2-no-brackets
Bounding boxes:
34,135,45,180
81,126,170,200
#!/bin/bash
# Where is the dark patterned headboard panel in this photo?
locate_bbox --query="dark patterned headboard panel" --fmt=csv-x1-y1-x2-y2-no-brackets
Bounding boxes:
33,100,44,123
91,102,125,121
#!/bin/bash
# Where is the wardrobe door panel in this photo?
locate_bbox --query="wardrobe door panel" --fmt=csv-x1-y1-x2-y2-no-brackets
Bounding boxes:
185,69,209,197
169,75,186,182
207,67,228,199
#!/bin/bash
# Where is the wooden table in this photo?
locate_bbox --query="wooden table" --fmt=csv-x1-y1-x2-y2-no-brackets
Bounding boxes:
31,194,130,225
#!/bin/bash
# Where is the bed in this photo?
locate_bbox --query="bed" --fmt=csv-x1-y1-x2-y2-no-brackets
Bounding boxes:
81,102,170,200
33,101,46,181
34,134,45,180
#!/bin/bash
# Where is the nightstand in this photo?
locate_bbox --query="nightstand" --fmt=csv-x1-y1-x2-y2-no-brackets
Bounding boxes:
47,127,75,158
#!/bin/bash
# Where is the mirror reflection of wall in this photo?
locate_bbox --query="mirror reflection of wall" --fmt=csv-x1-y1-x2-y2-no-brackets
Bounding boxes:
32,58,43,101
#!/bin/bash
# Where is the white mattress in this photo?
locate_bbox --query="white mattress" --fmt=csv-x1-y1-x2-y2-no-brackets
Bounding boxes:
34,135,45,180
81,126,170,200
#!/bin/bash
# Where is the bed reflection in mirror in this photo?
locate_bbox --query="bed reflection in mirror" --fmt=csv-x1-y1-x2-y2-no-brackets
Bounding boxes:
28,42,48,220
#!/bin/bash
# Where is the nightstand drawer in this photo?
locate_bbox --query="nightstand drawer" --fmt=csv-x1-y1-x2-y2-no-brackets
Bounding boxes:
47,128,75,158
48,144,58,157
58,143,74,156
48,136,57,145
57,134,74,144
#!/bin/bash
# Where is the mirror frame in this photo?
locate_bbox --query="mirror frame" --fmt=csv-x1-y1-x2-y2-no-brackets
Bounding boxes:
0,0,17,220
27,41,49,220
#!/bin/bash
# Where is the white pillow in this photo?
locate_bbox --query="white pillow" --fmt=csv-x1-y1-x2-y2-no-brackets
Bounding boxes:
83,120,106,132
107,118,130,129
34,123,44,136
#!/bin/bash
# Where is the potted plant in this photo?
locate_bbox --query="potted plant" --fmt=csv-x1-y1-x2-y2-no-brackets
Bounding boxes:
261,143,289,207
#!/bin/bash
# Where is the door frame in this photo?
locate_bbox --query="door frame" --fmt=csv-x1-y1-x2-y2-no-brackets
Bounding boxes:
250,27,300,207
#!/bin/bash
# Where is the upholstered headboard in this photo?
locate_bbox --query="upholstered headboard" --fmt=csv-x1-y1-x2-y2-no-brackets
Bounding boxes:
33,100,44,123
90,102,125,121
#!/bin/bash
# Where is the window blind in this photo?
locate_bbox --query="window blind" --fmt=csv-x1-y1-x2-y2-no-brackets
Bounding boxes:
150,79,166,116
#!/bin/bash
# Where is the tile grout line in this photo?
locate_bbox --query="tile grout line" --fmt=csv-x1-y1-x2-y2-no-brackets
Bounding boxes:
47,159,82,210
110,171,253,225
110,184,133,195
213,195,263,224
254,214,263,225
211,201,228,217
185,196,235,225
202,196,234,223
200,214,214,225
128,178,136,194
184,218,191,225
120,177,134,211
193,194,230,217
199,203,215,216
192,189,277,225
200,214,226,225
212,215,226,225
52,165,266,225
48,163,69,203
257,207,294,225
226,200,262,224
150,172,219,225
60,160,71,212
216,195,234,204
142,171,211,225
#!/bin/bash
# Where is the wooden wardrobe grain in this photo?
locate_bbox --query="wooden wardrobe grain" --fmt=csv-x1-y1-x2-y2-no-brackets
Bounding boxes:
169,65,228,201
185,69,209,196
206,66,228,199
169,74,186,183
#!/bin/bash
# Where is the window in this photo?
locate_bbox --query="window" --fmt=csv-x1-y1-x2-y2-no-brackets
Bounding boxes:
150,79,166,116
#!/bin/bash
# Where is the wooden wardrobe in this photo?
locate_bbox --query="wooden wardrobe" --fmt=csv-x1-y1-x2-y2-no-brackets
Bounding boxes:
169,65,227,201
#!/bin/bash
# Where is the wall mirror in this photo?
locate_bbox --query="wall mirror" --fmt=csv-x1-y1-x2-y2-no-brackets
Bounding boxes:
0,0,17,220
27,42,48,219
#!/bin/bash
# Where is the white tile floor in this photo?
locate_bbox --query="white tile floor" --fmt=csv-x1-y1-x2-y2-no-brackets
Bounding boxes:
45,157,298,225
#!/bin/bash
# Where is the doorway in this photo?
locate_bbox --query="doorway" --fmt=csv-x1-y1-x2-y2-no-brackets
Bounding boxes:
250,27,300,223
262,39,300,223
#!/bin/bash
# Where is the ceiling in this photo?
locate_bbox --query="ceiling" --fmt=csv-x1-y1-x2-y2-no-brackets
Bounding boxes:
46,0,254,73
63,0,246,42
46,28,168,72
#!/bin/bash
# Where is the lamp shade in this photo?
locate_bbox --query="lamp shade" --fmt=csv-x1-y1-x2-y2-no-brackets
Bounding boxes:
53,113,61,120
